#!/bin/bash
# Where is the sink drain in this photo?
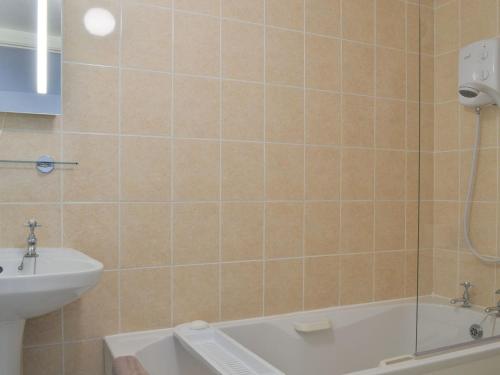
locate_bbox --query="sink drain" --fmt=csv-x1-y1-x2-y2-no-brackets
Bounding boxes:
470,324,483,340
0,266,3,274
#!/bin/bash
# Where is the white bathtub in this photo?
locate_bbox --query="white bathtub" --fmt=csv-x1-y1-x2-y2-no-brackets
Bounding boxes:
104,298,500,375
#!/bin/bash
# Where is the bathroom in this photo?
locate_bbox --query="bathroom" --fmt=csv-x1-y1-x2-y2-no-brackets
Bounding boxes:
2,0,500,374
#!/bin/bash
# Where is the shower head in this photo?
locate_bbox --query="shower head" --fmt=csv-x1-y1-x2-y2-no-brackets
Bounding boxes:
458,86,480,99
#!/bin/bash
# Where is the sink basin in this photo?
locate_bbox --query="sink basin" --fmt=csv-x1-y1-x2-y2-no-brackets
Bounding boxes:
0,247,103,375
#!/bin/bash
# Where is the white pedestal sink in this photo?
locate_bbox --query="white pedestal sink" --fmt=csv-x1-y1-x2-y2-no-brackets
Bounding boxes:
0,248,103,375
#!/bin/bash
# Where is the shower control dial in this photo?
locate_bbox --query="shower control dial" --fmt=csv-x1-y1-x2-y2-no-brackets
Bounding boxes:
480,69,490,81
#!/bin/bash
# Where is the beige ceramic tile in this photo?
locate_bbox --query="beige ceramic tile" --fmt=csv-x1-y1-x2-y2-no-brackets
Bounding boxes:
341,148,374,200
436,51,458,103
375,202,405,251
375,99,405,149
376,48,406,99
407,3,434,55
221,262,263,320
304,256,339,309
434,202,459,250
173,203,219,264
174,12,220,76
173,264,219,324
436,0,459,54
376,0,405,49
0,131,60,203
121,137,171,202
342,0,374,43
436,101,459,151
120,204,170,267
461,149,498,202
222,0,264,23
306,35,340,91
63,204,119,269
265,259,303,315
222,20,264,81
460,0,497,47
222,142,264,201
24,310,62,346
222,81,264,141
340,202,374,253
434,250,458,298
305,0,340,36
342,95,374,147
305,202,340,255
340,254,374,305
63,134,118,202
342,41,375,95
122,4,172,70
266,85,304,143
374,252,405,301
419,202,434,250
3,113,60,132
459,203,497,255
266,28,304,86
222,203,264,261
406,249,434,297
121,268,171,331
64,339,104,375
0,205,61,248
63,271,119,340
23,345,62,375
175,0,220,15
63,64,118,133
434,151,459,201
265,203,303,259
121,69,171,136
174,76,220,139
375,150,405,200
63,0,119,65
266,0,304,30
305,90,341,145
305,146,340,200
266,144,304,200
173,140,220,201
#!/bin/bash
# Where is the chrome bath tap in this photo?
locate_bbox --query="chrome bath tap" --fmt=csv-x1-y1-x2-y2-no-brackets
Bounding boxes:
484,290,500,316
18,219,41,271
450,282,473,307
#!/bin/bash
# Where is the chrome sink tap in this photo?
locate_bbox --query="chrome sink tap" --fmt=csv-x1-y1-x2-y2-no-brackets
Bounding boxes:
484,290,500,316
18,219,41,271
450,282,473,307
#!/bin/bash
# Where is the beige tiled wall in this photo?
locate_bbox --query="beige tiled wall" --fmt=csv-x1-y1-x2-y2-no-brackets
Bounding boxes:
433,0,500,308
0,0,431,374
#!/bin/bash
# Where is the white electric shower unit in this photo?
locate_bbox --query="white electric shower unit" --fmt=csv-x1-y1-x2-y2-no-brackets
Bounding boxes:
458,37,500,263
459,38,500,107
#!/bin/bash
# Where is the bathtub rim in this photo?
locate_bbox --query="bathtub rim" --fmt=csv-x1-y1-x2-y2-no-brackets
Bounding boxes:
104,296,500,375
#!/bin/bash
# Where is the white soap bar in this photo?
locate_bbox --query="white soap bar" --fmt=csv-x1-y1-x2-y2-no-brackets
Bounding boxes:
190,320,209,330
294,319,331,333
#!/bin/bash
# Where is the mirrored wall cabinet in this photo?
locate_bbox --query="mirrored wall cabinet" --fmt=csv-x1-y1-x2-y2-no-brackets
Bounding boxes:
0,0,61,115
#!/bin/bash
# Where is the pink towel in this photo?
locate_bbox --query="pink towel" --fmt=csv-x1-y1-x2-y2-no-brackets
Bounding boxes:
112,356,149,375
